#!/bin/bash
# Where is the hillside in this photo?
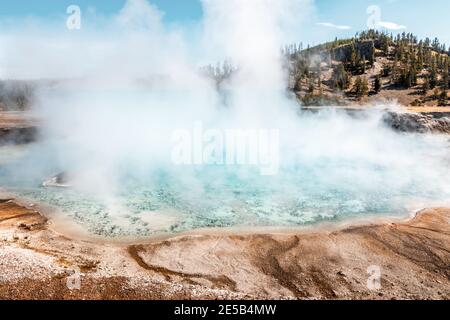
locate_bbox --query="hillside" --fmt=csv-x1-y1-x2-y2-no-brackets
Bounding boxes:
284,30,450,108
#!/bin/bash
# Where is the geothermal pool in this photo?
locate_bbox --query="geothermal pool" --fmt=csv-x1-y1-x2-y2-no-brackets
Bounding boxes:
1,112,449,238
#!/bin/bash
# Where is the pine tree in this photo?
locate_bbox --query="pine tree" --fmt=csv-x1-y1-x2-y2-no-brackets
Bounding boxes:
354,77,362,98
382,64,391,77
362,78,369,96
434,88,440,99
422,76,430,95
438,89,447,106
369,42,375,67
354,77,368,99
430,60,438,88
308,81,314,94
374,75,382,93
350,43,358,69
443,62,449,90
381,37,389,55
391,57,400,84
331,64,349,91
362,55,367,74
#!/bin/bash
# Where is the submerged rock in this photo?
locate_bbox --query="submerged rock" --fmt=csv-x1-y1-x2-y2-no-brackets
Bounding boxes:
382,111,450,134
42,172,71,188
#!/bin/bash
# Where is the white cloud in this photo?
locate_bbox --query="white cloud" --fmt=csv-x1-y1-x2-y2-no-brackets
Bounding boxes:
116,0,163,30
316,22,351,30
378,21,406,30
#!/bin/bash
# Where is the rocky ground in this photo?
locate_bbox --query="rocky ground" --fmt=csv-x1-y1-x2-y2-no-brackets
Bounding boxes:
0,197,448,300
301,106,450,134
382,111,450,134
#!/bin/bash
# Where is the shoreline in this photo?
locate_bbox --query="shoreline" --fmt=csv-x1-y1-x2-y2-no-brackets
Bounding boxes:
0,189,439,245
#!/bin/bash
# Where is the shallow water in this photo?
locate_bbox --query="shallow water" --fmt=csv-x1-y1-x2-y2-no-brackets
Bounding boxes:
1,112,449,238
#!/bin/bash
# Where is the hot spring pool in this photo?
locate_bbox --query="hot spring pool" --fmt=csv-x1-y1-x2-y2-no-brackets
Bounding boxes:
1,114,450,238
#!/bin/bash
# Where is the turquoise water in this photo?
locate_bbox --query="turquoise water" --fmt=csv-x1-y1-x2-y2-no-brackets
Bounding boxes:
1,150,449,238
1,114,449,238
2,169,410,237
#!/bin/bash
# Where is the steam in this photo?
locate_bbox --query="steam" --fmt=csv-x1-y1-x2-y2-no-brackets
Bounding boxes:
0,0,449,236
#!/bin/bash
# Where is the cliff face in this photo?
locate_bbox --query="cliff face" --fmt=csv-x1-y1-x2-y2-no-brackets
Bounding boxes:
331,40,377,62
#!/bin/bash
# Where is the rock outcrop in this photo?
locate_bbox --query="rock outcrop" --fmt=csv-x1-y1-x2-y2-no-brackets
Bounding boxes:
330,40,378,62
0,127,38,145
382,111,450,134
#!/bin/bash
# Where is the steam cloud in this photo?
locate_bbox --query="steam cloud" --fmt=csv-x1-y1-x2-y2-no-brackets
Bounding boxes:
0,0,448,236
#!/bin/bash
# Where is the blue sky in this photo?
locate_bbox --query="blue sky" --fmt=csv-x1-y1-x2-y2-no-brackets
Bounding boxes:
1,0,449,45
0,0,202,23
